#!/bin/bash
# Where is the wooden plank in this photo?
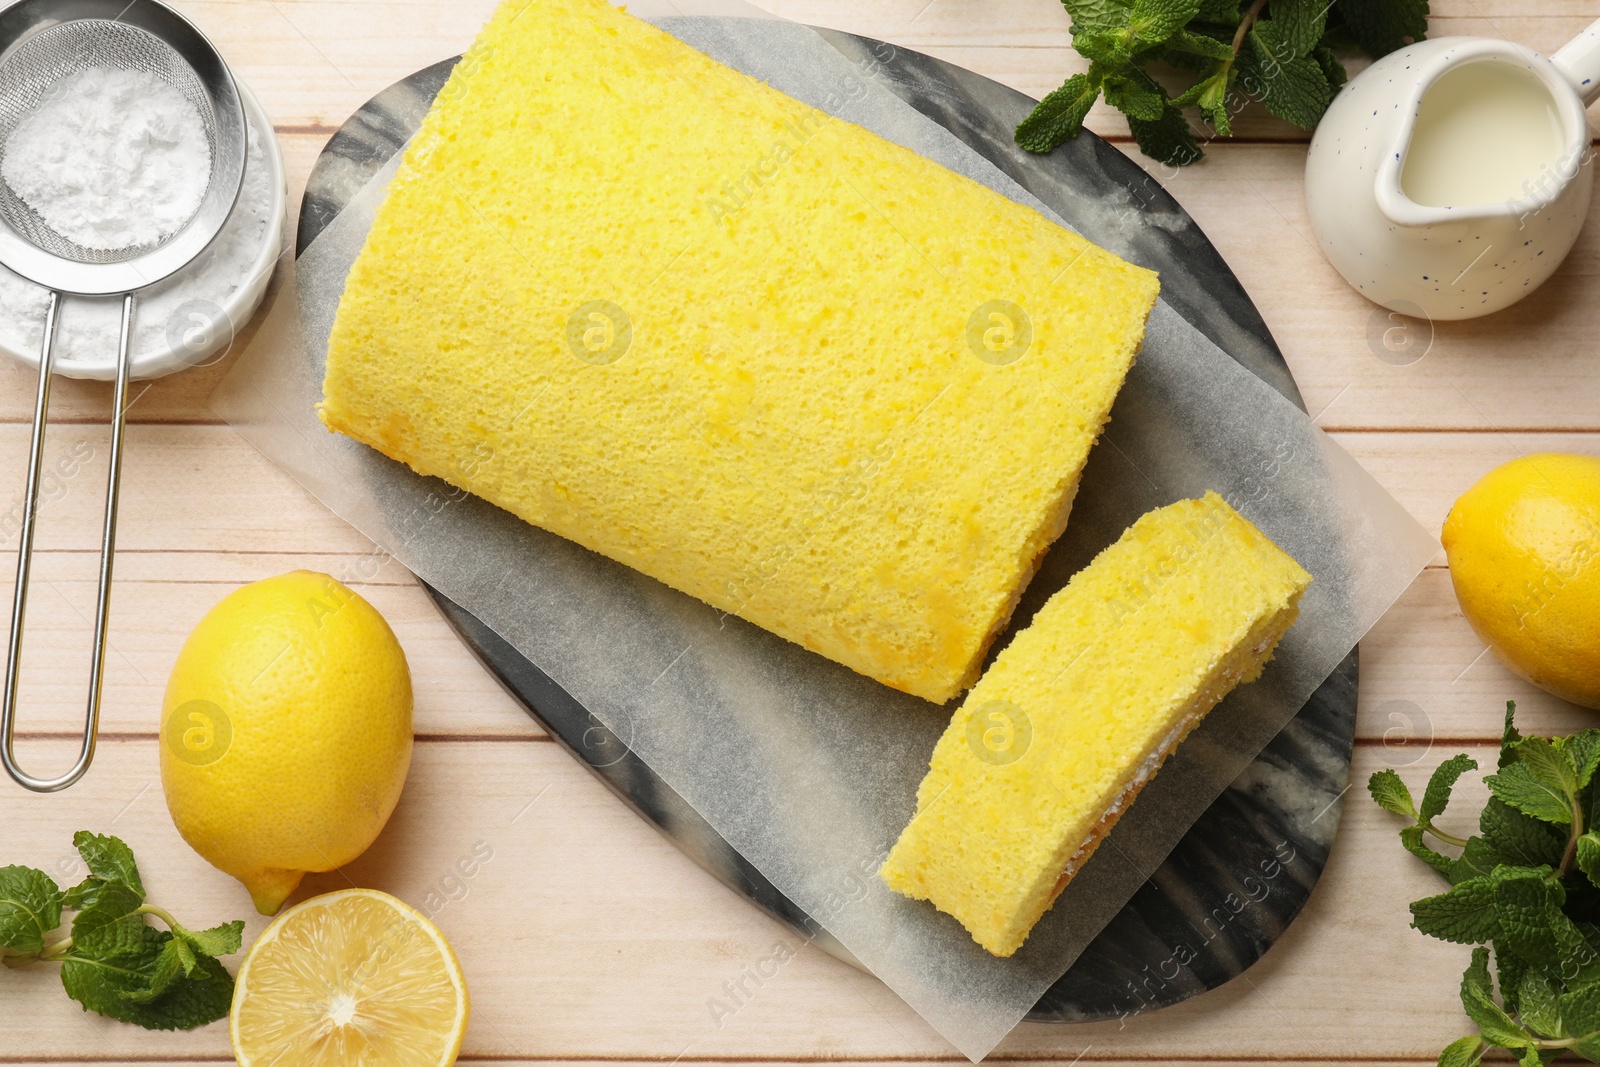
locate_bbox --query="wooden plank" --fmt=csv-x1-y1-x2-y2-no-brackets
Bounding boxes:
1359,567,1600,743
1339,432,1600,540
0,737,1507,1060
1,553,542,744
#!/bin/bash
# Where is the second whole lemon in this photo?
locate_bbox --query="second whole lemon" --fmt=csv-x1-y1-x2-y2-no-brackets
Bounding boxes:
1442,452,1600,709
160,571,413,914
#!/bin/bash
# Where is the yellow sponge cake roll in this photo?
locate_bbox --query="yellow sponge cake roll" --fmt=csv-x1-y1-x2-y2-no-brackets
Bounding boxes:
880,493,1312,956
319,0,1160,703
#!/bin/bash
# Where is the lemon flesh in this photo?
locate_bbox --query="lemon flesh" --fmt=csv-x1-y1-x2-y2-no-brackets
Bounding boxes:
1442,452,1600,709
160,571,413,914
232,888,469,1067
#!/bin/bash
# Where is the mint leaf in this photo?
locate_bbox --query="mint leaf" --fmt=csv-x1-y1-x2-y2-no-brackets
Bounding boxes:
1370,768,1418,819
1128,104,1201,166
1199,89,1234,135
1103,68,1166,121
1452,836,1506,884
1488,761,1576,826
71,832,144,900
1518,969,1563,1037
1167,28,1234,60
60,927,232,1031
1423,755,1480,824
1517,737,1581,798
1461,946,1532,1048
1501,700,1523,768
1017,73,1103,153
1575,919,1600,962
1492,867,1563,967
1495,941,1528,1016
1561,983,1600,1058
1191,69,1235,136
1412,876,1499,944
1560,731,1600,789
119,938,185,1004
1577,833,1600,892
60,926,167,1013
1311,45,1348,90
4,832,243,1032
1262,0,1327,56
1480,799,1567,869
1029,0,1416,164
1195,0,1241,22
1127,0,1202,45
1238,38,1333,129
1071,31,1133,67
1064,0,1135,34
1375,711,1600,1063
0,866,63,956
1401,825,1455,877
62,881,99,911
170,933,199,977
1557,922,1600,987
1437,1035,1486,1067
71,881,147,960
1335,0,1428,58
65,832,146,911
174,921,244,961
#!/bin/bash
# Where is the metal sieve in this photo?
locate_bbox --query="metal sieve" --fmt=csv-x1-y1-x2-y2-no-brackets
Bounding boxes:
0,0,246,791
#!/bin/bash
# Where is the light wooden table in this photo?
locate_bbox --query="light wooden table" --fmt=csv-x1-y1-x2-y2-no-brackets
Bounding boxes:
1,0,1595,1063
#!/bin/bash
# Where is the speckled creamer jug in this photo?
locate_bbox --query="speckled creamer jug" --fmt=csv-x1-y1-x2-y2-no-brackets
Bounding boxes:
1306,20,1600,321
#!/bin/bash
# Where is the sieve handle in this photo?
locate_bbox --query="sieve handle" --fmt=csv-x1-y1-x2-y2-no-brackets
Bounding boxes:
0,292,132,792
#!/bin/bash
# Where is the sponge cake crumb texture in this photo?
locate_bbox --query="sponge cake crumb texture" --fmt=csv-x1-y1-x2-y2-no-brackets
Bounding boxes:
319,0,1160,703
880,493,1312,956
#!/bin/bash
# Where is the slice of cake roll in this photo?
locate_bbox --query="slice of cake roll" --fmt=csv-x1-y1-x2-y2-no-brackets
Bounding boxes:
318,0,1160,704
880,492,1312,957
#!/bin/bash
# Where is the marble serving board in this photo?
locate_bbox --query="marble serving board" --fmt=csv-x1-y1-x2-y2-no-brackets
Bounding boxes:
296,36,1358,1023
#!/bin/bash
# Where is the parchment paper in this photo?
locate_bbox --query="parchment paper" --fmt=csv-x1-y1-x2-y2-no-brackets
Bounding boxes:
211,9,1438,1059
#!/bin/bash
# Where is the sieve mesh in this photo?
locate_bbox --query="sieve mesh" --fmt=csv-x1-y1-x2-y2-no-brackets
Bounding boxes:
0,20,218,264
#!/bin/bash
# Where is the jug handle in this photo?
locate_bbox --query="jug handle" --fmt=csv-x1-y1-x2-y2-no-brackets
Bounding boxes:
1553,16,1600,107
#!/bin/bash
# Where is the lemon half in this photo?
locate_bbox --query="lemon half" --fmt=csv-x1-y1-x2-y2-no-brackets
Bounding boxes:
231,888,469,1066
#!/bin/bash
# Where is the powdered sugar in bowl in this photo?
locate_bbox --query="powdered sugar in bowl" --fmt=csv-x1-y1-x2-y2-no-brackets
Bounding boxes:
0,80,284,379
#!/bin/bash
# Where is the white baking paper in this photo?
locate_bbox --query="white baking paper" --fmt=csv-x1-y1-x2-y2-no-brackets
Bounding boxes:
211,11,1438,1060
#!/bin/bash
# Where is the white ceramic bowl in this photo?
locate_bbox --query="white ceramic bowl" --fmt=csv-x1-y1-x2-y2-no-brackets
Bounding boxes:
0,81,286,380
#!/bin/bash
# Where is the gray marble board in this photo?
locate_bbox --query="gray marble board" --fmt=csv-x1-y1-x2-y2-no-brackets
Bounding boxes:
295,31,1358,1024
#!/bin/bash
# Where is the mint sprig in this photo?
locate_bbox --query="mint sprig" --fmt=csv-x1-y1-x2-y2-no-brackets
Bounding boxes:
0,832,242,1030
1372,702,1600,1064
1019,0,1430,165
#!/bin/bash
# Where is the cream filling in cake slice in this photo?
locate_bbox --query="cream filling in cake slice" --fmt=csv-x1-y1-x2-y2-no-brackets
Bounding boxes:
318,0,1160,704
879,492,1312,958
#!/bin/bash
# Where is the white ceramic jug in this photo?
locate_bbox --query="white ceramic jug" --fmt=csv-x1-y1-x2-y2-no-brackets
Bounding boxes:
1306,20,1600,321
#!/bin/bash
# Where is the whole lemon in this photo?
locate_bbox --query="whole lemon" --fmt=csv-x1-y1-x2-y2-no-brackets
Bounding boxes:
160,571,413,914
1442,453,1600,709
